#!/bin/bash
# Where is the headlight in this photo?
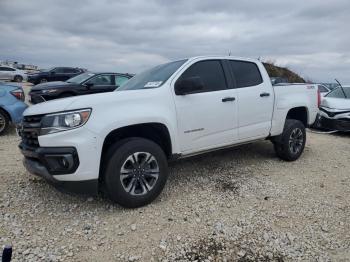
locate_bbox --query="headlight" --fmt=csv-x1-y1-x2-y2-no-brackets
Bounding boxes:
40,109,91,135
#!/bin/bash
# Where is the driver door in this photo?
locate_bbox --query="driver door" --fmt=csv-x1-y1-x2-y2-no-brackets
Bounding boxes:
84,74,116,94
172,59,239,154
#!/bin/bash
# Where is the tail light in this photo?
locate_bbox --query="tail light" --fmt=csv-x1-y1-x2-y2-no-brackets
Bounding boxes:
10,89,25,101
317,89,321,108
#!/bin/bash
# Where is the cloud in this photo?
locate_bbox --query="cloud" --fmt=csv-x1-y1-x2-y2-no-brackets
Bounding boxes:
0,0,349,83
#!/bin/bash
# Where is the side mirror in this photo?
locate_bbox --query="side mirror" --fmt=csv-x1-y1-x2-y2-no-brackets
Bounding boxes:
84,83,94,89
175,76,204,95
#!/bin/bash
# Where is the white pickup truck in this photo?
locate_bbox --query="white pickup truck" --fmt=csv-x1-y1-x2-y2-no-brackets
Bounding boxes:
19,56,319,208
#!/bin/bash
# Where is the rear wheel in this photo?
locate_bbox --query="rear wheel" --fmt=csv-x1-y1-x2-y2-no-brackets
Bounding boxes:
273,119,306,161
14,75,23,82
0,109,10,135
103,138,169,208
40,78,48,83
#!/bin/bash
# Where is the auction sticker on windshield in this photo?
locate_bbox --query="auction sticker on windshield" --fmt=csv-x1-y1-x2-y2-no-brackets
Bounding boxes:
144,81,163,88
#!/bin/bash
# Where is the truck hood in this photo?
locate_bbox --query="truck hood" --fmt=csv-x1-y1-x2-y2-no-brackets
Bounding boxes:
321,97,350,110
23,89,153,116
24,96,79,116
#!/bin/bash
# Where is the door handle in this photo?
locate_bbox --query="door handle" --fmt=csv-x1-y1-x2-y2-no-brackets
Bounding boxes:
222,97,236,102
260,92,270,97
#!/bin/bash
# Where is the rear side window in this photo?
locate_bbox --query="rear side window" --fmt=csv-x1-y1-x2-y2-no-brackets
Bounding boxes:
63,68,78,73
178,60,227,93
229,60,263,88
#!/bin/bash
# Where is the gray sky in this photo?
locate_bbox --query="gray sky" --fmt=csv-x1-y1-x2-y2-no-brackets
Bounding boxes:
0,0,349,83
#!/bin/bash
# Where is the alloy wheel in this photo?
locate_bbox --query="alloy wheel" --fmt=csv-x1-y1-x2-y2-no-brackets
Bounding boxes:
0,113,6,133
120,152,160,196
289,128,304,154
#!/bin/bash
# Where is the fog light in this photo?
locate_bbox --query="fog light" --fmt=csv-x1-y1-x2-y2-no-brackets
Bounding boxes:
61,157,69,168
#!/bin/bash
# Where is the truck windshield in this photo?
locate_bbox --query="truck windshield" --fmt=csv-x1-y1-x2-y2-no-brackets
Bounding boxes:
118,59,187,91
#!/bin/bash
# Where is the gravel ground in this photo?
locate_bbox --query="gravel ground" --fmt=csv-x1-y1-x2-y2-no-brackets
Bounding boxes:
0,127,349,261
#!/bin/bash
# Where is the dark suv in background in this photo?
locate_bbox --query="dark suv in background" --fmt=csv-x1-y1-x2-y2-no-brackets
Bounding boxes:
27,67,86,84
29,72,133,104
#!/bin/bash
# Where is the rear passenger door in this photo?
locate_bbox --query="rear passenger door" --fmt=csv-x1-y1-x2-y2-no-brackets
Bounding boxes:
228,60,274,140
50,67,66,81
173,59,239,153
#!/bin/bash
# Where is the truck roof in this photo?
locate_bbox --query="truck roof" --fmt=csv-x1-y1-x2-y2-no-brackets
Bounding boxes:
186,55,260,63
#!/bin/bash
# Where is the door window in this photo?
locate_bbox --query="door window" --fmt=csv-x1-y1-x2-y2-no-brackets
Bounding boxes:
177,60,227,93
86,75,113,85
0,67,15,71
63,68,78,73
52,68,65,73
229,61,263,88
115,76,130,87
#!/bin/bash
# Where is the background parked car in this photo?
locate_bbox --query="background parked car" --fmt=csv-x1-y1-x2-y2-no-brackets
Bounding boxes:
317,84,331,96
0,65,27,82
315,85,350,131
321,83,340,91
27,67,86,84
0,82,28,135
29,72,133,104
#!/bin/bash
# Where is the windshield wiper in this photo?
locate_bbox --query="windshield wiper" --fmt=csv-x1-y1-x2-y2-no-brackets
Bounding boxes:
335,79,347,98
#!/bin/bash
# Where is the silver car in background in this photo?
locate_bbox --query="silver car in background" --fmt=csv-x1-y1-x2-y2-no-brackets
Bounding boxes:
0,65,27,82
317,86,350,131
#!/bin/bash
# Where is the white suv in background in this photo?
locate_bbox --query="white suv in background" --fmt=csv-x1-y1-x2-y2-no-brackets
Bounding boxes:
0,65,27,82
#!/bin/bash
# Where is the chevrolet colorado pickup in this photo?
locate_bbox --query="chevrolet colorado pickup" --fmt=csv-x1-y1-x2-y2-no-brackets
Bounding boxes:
18,56,319,208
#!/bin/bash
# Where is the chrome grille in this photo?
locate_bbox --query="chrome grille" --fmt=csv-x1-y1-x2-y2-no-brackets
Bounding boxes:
19,115,43,148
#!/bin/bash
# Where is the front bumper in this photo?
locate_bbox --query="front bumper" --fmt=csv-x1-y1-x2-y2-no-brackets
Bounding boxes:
18,124,101,195
19,144,80,175
318,108,350,132
29,93,46,104
19,144,98,195
318,116,350,132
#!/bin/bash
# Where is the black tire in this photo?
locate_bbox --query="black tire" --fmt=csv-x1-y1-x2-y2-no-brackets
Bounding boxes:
273,119,306,161
0,109,10,135
103,138,169,208
14,75,23,82
40,78,48,83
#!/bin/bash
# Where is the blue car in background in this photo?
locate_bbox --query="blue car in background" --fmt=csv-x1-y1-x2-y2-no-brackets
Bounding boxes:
0,82,28,135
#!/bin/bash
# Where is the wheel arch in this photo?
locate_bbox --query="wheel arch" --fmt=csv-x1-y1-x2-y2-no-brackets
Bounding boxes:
99,122,173,179
286,106,309,127
0,106,12,122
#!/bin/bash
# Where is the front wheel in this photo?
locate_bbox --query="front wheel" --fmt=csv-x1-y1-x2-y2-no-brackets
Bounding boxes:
0,109,10,135
273,119,306,161
14,75,23,82
103,138,169,208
